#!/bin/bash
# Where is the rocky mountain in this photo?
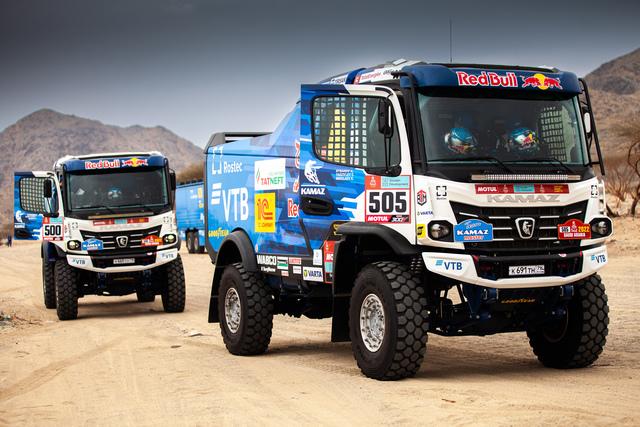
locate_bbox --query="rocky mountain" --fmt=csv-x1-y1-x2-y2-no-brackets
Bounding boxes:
585,48,640,148
1,109,202,228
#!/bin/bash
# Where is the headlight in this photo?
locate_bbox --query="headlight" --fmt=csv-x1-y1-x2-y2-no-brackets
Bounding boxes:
590,219,612,237
163,234,176,244
428,221,452,240
67,240,81,250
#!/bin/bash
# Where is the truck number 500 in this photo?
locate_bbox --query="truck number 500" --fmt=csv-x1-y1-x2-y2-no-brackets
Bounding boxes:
368,191,407,213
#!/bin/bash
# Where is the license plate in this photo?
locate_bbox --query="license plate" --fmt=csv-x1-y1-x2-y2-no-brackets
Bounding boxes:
113,258,135,265
508,265,545,276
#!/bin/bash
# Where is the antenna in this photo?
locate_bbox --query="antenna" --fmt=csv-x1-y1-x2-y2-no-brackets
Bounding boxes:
449,18,453,63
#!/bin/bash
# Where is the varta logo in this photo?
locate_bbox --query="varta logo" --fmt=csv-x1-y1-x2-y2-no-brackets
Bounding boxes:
487,194,560,203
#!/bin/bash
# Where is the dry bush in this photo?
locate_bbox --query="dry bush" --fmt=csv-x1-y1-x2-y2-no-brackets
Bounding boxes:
614,119,640,216
176,162,203,184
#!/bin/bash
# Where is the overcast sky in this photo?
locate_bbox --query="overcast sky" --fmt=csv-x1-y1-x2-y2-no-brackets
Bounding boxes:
1,0,638,146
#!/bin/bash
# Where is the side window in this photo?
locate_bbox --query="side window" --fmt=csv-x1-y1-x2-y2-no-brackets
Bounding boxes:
313,96,400,168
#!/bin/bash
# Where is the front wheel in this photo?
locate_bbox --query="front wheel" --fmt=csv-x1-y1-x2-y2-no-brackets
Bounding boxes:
218,263,273,355
161,256,185,312
55,260,78,320
527,274,609,368
42,258,56,309
349,261,429,380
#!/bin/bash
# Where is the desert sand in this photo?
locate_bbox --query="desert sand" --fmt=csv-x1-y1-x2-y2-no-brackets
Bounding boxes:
1,220,639,426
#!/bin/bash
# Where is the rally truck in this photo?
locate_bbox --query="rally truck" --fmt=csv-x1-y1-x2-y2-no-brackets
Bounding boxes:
14,152,186,320
204,60,611,380
176,181,206,253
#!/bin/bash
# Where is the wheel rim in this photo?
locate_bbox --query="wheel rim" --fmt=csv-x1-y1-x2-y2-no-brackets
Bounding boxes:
224,287,241,334
543,310,569,343
360,293,385,352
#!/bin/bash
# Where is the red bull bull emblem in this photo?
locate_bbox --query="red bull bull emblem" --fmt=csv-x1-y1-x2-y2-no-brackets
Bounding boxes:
456,71,518,88
521,73,563,90
121,157,149,167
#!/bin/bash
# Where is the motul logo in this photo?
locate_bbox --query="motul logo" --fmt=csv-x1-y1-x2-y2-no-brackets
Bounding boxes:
487,194,560,203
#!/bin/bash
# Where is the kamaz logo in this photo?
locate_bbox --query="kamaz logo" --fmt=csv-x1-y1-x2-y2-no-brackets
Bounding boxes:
487,194,560,203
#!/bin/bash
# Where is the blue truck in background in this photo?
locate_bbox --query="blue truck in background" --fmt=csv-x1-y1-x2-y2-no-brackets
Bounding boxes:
176,181,206,253
203,59,611,380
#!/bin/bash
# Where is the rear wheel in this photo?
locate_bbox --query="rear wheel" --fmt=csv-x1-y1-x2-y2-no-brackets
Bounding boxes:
527,274,609,368
161,256,185,312
186,232,195,254
42,258,56,309
192,233,203,254
218,263,273,355
54,260,78,320
349,261,429,380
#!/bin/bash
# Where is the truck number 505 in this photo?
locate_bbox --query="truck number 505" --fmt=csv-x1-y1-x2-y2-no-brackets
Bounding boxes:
368,191,408,213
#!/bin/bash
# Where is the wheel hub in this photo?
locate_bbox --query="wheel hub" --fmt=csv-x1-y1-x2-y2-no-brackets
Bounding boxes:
224,287,241,333
360,293,385,352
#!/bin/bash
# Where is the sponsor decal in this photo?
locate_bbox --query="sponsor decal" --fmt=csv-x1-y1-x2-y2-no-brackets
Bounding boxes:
292,265,302,275
287,198,299,218
591,253,607,265
81,238,103,251
141,235,162,247
257,254,277,266
335,169,354,181
515,217,536,240
328,221,346,240
255,193,276,232
277,257,288,270
42,217,64,241
300,186,326,196
365,175,411,223
521,73,563,90
591,185,599,198
260,266,276,273
323,240,335,276
487,194,560,203
158,251,177,262
293,178,299,192
417,190,427,206
417,224,426,239
303,267,324,282
223,160,242,174
84,159,120,169
435,259,464,271
121,157,148,167
304,160,321,185
436,185,447,200
208,228,229,238
558,219,591,240
210,146,224,175
456,71,518,88
294,140,301,168
255,158,286,190
313,249,322,266
416,209,434,218
68,256,87,266
92,217,149,226
475,184,569,194
281,270,289,277
288,257,302,265
454,219,493,242
211,186,249,221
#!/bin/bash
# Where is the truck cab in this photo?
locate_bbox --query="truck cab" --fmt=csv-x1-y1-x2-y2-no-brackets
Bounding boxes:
204,60,611,380
176,180,206,253
14,152,186,320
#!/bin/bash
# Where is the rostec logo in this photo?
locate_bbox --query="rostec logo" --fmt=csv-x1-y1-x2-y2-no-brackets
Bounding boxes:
487,194,560,203
255,193,275,232
210,146,223,175
417,190,427,206
456,71,518,88
521,73,563,90
435,259,464,271
85,159,120,169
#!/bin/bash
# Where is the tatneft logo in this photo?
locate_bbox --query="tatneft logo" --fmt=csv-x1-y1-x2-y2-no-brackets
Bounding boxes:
255,158,286,190
435,259,463,271
487,194,560,203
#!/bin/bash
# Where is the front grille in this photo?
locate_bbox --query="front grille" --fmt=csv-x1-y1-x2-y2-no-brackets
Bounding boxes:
80,226,162,254
92,253,157,269
450,201,587,254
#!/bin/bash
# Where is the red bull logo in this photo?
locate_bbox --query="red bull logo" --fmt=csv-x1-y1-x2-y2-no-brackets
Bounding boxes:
84,159,120,169
121,157,148,167
456,71,518,88
521,73,563,90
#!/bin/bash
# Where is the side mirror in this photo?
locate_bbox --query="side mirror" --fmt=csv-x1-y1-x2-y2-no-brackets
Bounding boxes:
378,98,393,138
18,176,58,216
169,170,176,191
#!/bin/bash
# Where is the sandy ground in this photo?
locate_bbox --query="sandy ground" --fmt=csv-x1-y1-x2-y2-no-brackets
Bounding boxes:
0,221,639,426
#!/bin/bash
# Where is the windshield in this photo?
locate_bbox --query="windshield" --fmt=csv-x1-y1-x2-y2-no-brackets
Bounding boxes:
67,168,169,213
418,93,588,165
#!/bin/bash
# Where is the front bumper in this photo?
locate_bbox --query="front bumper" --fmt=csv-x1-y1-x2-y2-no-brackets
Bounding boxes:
422,246,607,289
66,248,178,273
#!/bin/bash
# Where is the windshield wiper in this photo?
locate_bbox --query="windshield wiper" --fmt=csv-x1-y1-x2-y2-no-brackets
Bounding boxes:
430,156,514,174
83,204,118,215
506,157,576,175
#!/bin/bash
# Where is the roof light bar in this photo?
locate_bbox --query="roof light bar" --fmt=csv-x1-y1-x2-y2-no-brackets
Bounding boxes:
471,174,582,182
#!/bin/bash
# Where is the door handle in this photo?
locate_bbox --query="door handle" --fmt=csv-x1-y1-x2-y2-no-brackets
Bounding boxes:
301,196,333,216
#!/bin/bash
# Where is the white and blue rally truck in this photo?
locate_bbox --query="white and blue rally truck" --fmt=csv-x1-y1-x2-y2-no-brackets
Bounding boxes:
176,180,206,253
14,152,186,320
204,60,611,380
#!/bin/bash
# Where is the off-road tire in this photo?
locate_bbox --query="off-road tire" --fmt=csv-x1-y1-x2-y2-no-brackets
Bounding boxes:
161,256,185,312
218,263,273,355
54,260,78,320
136,289,156,303
527,274,609,369
192,233,203,254
42,258,56,309
186,232,195,254
349,261,429,380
